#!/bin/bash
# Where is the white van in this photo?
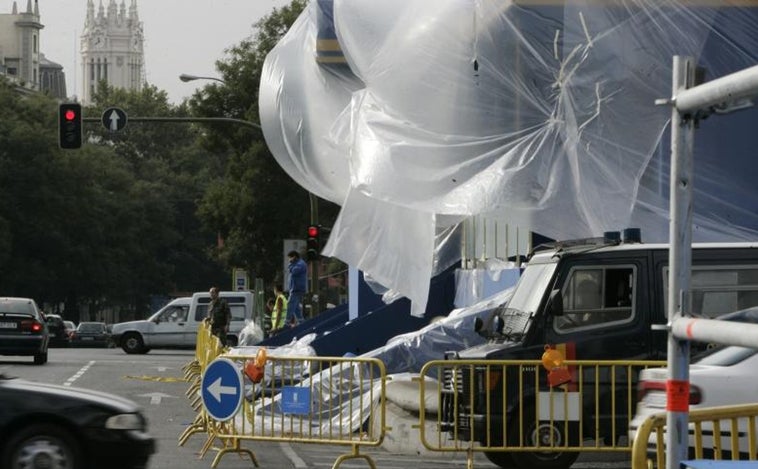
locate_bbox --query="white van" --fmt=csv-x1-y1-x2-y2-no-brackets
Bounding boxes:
111,291,254,354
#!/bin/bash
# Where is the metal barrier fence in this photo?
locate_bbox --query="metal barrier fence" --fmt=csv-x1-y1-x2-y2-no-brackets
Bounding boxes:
631,403,758,469
180,346,387,469
418,359,666,468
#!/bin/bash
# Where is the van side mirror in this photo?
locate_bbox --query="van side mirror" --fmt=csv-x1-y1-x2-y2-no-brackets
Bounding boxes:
547,289,564,316
474,317,484,333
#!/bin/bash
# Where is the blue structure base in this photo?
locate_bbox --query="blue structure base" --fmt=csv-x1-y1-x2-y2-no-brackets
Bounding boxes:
259,264,458,356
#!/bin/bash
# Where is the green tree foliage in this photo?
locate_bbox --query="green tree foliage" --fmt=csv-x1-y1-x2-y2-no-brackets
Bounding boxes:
191,0,340,285
0,77,226,319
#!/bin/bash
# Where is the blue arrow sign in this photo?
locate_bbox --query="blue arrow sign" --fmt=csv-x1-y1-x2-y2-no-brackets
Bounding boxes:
201,358,243,421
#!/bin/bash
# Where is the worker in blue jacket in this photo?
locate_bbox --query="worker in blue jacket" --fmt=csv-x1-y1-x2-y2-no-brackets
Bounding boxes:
286,250,307,326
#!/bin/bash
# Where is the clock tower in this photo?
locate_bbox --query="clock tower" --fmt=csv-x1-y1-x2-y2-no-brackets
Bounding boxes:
80,0,144,105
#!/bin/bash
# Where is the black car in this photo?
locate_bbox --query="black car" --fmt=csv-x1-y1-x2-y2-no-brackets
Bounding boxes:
70,321,111,347
44,313,70,347
0,297,49,365
0,374,155,469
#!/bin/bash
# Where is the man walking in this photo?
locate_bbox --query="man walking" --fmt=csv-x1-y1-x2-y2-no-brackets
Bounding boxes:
286,250,307,326
208,286,231,346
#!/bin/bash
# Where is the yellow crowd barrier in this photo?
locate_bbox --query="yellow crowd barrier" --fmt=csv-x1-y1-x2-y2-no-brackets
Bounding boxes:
181,347,387,469
631,403,758,469
178,321,227,448
418,358,666,469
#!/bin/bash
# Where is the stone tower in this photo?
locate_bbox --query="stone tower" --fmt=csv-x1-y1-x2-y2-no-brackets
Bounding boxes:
0,0,43,90
80,0,144,104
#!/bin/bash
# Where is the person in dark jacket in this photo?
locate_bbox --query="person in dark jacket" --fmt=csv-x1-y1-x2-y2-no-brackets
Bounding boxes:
286,251,307,326
207,286,231,346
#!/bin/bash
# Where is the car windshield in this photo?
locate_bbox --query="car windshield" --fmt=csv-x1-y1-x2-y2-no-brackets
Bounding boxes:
78,323,105,333
695,345,758,366
0,301,34,314
492,262,557,340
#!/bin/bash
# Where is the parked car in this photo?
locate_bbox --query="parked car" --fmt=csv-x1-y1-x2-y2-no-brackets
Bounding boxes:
44,313,70,347
629,345,758,458
0,297,48,365
70,321,111,347
0,373,155,468
64,320,77,339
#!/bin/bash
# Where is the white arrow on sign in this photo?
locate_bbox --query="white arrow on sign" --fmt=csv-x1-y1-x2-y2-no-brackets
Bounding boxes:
208,377,237,403
108,109,121,131
138,392,175,405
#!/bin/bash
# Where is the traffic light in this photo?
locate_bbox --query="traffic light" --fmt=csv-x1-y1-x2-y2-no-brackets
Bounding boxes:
306,224,320,262
58,103,82,149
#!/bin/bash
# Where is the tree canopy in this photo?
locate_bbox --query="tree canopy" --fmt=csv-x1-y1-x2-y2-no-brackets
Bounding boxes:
0,0,341,320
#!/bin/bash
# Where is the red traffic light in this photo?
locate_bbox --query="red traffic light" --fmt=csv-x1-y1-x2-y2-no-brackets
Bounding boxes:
308,225,319,238
64,109,77,121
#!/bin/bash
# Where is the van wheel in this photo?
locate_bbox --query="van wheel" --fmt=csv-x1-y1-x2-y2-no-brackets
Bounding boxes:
122,333,147,354
509,407,580,469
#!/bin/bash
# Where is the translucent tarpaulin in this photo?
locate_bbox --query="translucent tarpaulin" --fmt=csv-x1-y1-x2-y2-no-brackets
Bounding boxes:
259,0,758,316
233,288,513,433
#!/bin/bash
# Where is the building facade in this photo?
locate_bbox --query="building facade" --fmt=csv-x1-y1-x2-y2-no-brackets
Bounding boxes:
80,0,144,104
0,0,43,91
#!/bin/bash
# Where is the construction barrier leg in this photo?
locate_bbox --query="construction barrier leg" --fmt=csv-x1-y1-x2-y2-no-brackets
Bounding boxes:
332,444,376,469
178,413,207,447
210,437,258,469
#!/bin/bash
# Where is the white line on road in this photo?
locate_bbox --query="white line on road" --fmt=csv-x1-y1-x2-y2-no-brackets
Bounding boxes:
64,360,95,387
280,443,307,468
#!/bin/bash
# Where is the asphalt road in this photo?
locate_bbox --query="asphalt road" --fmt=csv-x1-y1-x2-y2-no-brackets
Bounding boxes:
0,347,632,469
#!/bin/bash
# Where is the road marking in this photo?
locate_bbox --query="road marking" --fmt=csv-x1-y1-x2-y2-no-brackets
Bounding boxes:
280,443,307,468
123,375,187,382
137,392,176,405
64,360,95,386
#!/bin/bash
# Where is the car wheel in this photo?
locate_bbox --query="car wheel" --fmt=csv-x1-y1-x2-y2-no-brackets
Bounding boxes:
33,350,48,365
121,333,147,354
509,407,580,469
2,423,80,469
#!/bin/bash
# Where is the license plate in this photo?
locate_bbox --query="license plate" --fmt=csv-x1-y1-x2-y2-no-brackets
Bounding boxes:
82,337,94,340
0,322,17,329
644,391,667,408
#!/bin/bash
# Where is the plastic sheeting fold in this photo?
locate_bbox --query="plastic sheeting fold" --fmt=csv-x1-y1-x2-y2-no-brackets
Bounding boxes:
260,0,758,316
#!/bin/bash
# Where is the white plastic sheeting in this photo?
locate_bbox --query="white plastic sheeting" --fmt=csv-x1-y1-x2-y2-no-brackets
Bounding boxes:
234,287,512,434
259,0,758,316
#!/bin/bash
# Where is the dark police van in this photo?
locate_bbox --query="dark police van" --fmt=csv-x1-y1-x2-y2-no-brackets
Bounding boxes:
440,231,758,469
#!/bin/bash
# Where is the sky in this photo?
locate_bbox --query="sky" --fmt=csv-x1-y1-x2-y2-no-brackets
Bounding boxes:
26,0,291,103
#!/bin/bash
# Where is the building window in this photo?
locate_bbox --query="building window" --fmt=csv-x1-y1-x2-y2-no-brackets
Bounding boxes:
7,67,17,76
33,35,37,53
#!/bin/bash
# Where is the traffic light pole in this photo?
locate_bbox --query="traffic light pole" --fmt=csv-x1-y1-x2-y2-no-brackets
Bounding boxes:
309,193,320,319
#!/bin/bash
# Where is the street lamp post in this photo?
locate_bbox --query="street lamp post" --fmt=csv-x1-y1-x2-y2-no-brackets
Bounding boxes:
179,72,322,317
178,73,226,85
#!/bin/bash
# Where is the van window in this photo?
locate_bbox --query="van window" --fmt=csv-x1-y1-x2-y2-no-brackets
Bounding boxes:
158,305,188,323
664,266,758,318
194,303,248,322
555,266,635,332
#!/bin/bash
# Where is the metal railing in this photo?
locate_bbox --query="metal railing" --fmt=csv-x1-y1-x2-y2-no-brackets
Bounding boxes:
419,358,666,468
179,328,388,469
631,403,758,469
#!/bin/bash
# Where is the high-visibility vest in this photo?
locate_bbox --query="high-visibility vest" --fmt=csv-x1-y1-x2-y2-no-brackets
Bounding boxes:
272,293,288,329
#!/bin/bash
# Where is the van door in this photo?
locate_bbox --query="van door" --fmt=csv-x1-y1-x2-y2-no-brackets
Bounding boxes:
544,257,651,360
149,303,190,346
